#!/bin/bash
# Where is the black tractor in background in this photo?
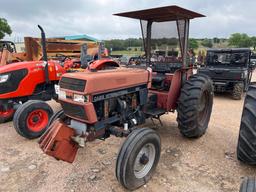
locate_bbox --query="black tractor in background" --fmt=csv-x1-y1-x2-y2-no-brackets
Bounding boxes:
198,48,255,99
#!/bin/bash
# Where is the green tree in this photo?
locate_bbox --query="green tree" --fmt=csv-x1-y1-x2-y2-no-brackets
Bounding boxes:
251,36,256,50
189,38,199,49
201,38,213,48
0,18,12,39
228,33,252,48
213,37,220,44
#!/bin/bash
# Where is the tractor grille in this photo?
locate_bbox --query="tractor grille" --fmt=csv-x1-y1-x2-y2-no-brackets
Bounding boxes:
0,69,28,94
59,77,86,92
60,101,87,120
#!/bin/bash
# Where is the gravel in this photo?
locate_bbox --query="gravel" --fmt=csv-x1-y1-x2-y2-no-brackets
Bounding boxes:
0,73,256,192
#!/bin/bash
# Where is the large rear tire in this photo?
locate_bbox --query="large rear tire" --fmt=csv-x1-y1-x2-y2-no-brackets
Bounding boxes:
116,128,161,190
13,100,53,139
177,74,214,138
240,177,256,192
237,84,256,164
232,83,244,100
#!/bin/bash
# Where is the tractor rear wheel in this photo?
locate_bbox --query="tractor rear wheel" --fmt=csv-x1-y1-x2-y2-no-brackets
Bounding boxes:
237,84,256,164
116,128,161,190
13,100,53,139
240,177,256,192
232,83,244,100
0,107,15,123
177,74,213,138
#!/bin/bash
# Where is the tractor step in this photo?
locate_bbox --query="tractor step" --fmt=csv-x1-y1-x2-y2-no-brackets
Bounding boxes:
144,108,166,117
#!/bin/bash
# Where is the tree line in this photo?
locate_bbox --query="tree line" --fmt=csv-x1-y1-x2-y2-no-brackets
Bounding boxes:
1,18,256,51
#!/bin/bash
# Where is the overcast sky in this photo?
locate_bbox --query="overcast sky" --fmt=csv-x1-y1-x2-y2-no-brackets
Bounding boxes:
1,0,256,41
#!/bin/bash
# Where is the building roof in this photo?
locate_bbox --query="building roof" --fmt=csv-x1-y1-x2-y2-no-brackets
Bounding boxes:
63,34,99,42
114,5,205,22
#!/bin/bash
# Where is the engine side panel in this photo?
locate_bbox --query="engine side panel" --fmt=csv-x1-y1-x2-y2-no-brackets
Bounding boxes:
60,67,151,95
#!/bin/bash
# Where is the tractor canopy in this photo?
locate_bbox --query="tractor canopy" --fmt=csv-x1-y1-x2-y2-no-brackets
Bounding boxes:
114,5,205,67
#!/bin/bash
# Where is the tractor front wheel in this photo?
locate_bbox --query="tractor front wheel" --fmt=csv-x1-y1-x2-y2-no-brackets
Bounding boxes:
237,84,256,164
13,100,53,139
0,107,15,123
177,74,213,138
116,128,161,190
240,177,256,192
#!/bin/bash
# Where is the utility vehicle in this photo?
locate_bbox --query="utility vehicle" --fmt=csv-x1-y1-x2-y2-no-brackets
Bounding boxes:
39,6,213,190
198,48,254,99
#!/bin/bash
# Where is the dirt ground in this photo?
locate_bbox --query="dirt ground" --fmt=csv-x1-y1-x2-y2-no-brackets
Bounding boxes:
1,73,256,192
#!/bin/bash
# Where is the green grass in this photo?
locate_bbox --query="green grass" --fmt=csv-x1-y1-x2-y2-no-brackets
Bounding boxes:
111,50,144,56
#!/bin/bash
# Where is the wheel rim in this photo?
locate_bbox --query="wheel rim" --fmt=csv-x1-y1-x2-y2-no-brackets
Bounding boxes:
26,109,49,132
0,108,14,118
198,90,210,125
133,143,156,179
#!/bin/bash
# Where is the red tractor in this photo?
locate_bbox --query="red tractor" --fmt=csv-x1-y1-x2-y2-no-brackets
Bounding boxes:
0,26,119,136
39,6,213,190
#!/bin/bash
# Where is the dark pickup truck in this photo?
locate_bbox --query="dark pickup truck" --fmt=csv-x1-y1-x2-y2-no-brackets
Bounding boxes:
198,48,255,99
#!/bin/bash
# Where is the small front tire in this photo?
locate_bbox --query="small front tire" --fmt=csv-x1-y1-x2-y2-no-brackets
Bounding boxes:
116,128,161,190
240,177,256,192
13,100,53,139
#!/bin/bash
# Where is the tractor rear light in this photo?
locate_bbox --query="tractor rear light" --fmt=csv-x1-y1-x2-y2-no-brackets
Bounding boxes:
0,74,9,83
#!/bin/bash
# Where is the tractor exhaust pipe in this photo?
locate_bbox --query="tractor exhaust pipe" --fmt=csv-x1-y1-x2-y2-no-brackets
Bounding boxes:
38,25,49,84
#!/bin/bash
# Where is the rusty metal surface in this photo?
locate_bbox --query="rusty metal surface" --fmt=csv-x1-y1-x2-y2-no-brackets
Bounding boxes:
23,37,98,61
114,5,205,22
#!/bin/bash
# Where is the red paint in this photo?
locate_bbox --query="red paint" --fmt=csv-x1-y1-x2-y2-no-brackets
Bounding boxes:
26,109,49,132
0,108,14,118
0,60,65,99
0,58,118,100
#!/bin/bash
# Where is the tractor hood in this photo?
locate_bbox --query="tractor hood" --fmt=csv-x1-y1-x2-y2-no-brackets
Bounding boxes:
0,60,60,74
59,67,151,95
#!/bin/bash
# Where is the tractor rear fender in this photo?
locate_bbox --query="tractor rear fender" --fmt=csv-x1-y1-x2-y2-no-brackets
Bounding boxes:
88,59,119,71
167,70,182,111
166,68,192,111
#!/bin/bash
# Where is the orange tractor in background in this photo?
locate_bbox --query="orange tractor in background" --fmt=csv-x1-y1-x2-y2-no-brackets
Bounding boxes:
39,6,213,190
0,41,20,66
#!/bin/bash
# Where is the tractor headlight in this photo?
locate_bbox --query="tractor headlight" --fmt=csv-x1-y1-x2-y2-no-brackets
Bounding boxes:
73,94,88,103
0,74,9,83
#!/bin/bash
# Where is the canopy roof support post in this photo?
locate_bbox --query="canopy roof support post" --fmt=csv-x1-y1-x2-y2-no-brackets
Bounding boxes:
146,21,153,67
182,19,190,68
